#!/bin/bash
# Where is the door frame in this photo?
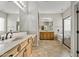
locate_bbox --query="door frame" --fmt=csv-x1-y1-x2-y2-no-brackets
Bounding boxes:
71,1,79,57
76,2,79,56
62,16,71,49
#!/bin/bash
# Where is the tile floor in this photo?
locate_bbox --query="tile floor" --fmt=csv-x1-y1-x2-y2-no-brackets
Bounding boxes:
30,40,71,57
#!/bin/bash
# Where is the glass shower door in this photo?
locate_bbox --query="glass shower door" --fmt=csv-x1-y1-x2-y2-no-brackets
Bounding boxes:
63,17,71,48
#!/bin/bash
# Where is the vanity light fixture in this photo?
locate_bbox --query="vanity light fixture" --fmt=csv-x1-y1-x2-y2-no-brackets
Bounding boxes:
19,1,26,8
14,1,29,14
13,1,25,11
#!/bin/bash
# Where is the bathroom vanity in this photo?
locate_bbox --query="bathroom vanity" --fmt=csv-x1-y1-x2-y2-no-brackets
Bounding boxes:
40,32,54,40
0,34,36,57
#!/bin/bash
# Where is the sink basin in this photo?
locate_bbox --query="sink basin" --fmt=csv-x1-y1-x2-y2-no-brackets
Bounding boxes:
0,38,15,44
0,35,26,44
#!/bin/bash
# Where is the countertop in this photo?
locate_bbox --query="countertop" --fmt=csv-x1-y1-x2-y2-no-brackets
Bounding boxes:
0,34,36,56
40,31,54,32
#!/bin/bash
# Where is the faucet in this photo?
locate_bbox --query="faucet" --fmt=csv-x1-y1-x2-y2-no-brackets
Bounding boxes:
5,30,13,39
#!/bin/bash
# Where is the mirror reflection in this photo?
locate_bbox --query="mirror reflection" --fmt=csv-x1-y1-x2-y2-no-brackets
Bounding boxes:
0,1,20,35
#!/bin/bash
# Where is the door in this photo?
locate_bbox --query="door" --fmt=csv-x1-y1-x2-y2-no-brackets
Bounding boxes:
63,16,71,49
76,4,79,56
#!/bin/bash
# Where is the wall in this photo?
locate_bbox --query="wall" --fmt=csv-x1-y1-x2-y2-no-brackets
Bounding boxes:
71,1,79,57
19,10,28,32
7,14,19,32
0,11,7,35
53,14,62,35
62,5,74,56
20,2,38,34
39,21,53,31
19,2,39,46
62,2,78,57
63,7,71,18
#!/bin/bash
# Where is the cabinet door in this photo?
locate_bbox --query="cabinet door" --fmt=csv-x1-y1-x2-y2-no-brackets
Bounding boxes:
42,32,44,39
40,32,44,40
20,40,28,51
45,32,47,40
48,32,50,40
25,42,32,56
33,35,37,46
51,32,54,40
40,32,41,39
16,48,25,57
28,37,33,45
43,33,46,39
2,45,19,57
23,48,27,57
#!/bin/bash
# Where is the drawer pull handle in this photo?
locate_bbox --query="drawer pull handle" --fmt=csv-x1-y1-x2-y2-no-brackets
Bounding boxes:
24,49,26,52
9,54,13,57
17,45,21,51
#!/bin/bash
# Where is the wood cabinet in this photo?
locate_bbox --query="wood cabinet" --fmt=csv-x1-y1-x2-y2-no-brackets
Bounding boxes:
24,37,32,57
1,45,19,57
40,32,54,40
33,35,37,47
25,43,32,56
23,48,27,57
16,48,25,57
20,40,28,51
16,38,33,57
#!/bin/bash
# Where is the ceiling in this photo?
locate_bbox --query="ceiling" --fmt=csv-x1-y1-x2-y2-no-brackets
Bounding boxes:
37,1,71,14
0,1,71,14
0,1,19,14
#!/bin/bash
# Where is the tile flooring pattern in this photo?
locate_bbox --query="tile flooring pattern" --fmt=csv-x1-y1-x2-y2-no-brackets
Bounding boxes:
30,40,70,57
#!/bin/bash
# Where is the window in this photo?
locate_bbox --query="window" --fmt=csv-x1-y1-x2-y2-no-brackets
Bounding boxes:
0,17,5,31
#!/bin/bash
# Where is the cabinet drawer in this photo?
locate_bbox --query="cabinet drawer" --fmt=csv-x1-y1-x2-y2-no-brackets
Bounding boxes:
2,45,19,57
25,43,32,56
20,40,28,50
28,37,32,45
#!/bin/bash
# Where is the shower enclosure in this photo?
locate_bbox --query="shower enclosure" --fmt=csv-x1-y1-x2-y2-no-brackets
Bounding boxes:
63,16,71,49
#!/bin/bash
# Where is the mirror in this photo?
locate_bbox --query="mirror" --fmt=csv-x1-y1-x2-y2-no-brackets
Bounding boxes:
40,22,53,31
0,1,20,35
